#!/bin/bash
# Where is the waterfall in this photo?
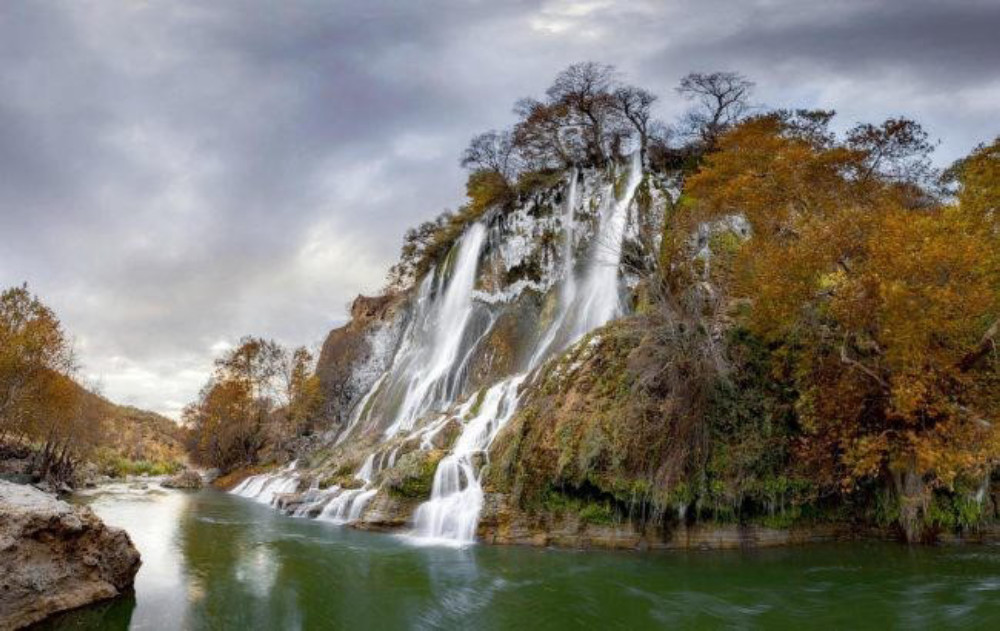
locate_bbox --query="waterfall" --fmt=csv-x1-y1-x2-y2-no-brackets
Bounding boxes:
408,153,644,545
386,222,487,436
570,150,643,340
528,168,579,368
231,461,300,506
408,375,525,545
231,155,646,541
338,222,490,441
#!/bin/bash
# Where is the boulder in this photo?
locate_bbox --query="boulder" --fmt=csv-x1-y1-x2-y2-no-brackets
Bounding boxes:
162,469,203,490
0,481,141,629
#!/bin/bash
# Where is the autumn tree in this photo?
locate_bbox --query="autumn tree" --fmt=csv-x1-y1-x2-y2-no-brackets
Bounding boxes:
0,285,110,483
0,285,76,443
185,337,323,470
679,115,1000,540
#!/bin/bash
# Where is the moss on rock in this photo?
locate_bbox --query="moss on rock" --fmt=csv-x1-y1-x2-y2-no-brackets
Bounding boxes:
383,450,446,500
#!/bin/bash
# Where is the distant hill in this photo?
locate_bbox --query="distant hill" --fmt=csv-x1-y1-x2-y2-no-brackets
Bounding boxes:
72,384,187,471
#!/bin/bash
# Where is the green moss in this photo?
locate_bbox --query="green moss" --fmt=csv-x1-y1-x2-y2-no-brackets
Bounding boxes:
579,502,615,525
385,450,445,499
925,487,988,531
467,388,489,419
539,487,617,525
319,474,364,490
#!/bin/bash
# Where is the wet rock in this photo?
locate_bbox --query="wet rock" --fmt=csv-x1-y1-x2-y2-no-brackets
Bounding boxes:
162,469,203,490
315,293,404,427
356,488,421,531
273,492,304,513
0,480,141,629
427,419,462,450
382,450,445,500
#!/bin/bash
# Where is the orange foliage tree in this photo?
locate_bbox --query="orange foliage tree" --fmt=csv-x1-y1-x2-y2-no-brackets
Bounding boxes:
680,117,1000,539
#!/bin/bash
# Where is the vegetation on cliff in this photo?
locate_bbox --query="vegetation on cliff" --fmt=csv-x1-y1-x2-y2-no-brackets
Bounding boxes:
489,109,1000,542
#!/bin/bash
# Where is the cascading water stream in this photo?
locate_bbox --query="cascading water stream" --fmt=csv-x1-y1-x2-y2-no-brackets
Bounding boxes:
386,223,487,435
408,375,525,545
230,155,645,541
409,153,644,545
528,168,579,368
339,222,490,441
570,150,643,341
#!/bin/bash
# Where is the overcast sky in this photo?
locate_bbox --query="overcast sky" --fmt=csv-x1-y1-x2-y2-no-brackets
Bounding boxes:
1,0,997,419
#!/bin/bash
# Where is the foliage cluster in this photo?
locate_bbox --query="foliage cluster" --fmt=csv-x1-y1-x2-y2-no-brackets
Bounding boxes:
0,285,186,484
388,63,753,289
184,338,324,472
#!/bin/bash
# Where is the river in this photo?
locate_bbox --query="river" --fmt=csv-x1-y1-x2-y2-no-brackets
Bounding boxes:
37,481,1000,630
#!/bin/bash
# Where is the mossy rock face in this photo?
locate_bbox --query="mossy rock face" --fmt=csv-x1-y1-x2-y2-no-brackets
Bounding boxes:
319,473,365,490
467,291,543,390
383,450,446,500
427,419,462,451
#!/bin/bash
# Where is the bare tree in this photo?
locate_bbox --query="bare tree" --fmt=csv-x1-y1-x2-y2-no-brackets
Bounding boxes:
846,117,935,184
512,97,580,169
460,129,522,183
546,62,622,165
676,71,754,148
613,85,658,159
775,109,837,148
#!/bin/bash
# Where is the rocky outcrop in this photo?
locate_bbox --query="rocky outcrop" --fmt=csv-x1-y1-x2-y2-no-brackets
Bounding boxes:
162,469,203,489
0,481,141,629
315,293,404,426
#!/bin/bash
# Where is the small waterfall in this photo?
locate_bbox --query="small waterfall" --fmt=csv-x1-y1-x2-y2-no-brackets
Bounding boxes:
409,375,525,545
231,462,300,506
528,168,579,368
570,151,643,340
409,153,644,545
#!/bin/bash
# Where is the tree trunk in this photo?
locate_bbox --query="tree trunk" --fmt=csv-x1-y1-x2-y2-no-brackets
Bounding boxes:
892,459,928,543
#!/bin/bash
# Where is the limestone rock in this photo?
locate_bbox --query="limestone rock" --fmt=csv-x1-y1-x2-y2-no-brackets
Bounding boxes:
0,481,141,629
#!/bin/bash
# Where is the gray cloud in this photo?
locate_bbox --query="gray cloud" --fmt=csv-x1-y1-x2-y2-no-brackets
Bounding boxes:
1,0,997,418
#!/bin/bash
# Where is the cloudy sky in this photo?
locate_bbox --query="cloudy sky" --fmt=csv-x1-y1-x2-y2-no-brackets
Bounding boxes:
1,0,997,419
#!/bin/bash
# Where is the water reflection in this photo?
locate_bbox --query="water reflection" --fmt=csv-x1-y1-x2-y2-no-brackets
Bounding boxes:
37,485,1000,630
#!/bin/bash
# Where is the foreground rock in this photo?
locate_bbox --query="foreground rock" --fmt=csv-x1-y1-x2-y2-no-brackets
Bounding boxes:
0,481,141,629
162,469,203,489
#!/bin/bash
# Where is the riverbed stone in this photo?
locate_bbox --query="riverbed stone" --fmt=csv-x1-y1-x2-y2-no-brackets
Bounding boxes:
162,469,203,489
0,480,141,629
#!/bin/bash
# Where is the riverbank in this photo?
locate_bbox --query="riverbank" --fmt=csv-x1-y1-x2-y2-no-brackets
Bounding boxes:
223,465,1000,552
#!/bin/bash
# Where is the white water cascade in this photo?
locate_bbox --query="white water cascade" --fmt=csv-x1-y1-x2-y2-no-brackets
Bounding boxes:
229,154,646,542
408,153,644,545
408,375,525,545
337,222,490,443
569,150,643,341
231,461,300,506
528,168,579,368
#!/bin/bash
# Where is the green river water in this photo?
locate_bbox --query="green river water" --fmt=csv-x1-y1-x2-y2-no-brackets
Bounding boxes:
36,482,1000,630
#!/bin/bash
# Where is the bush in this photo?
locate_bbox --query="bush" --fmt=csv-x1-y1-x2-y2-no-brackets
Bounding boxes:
94,447,183,478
